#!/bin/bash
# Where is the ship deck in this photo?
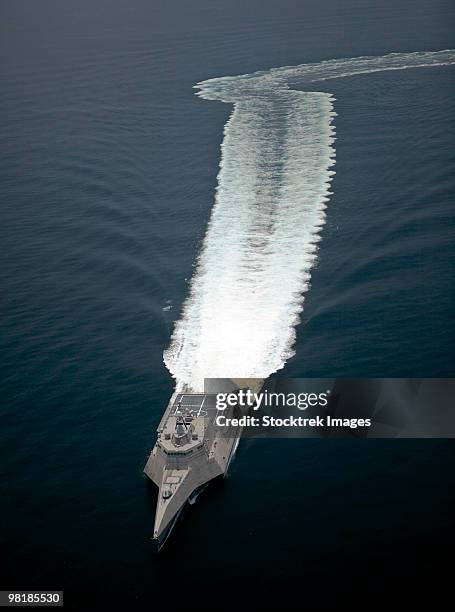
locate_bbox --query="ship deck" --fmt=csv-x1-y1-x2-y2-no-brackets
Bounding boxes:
157,393,219,432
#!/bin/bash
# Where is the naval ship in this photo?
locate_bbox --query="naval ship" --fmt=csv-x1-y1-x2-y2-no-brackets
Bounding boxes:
144,381,258,550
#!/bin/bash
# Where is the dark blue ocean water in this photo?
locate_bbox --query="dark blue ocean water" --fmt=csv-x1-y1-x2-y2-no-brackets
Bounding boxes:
1,0,454,607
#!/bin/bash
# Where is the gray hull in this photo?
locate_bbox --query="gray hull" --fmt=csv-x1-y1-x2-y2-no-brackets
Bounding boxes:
143,391,242,548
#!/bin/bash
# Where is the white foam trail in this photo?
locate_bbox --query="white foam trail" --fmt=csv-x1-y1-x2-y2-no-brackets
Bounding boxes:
164,50,455,391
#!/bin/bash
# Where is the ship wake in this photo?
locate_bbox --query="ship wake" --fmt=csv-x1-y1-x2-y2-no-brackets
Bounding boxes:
164,50,455,391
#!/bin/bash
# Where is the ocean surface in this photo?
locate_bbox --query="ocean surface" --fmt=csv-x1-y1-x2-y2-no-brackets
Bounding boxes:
1,0,454,607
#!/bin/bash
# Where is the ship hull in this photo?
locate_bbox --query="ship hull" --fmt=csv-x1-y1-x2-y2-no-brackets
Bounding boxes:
155,481,214,551
144,388,254,549
155,504,184,552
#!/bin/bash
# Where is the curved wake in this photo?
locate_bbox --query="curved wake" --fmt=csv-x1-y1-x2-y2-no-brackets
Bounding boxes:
164,50,455,391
